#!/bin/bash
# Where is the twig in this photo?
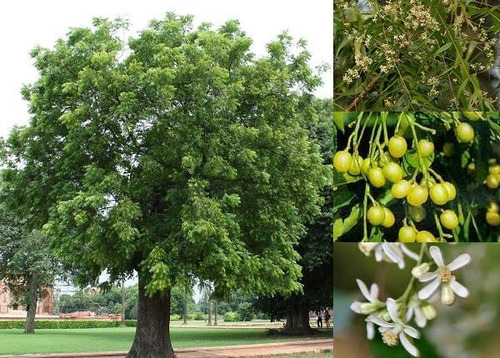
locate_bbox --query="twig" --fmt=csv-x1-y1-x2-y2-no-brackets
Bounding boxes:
347,76,380,112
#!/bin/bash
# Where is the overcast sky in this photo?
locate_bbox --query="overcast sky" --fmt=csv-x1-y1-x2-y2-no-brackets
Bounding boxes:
0,0,332,140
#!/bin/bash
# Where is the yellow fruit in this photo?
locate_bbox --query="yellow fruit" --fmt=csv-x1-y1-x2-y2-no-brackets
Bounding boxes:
456,122,475,143
368,206,386,226
334,151,353,173
490,164,500,175
486,174,499,189
382,208,396,228
382,162,404,183
467,162,476,175
486,212,500,226
388,136,408,158
368,167,386,188
398,226,417,243
348,155,363,176
440,210,459,230
443,182,457,201
361,158,371,175
429,183,449,205
391,180,411,199
416,230,438,242
407,185,429,207
488,202,499,213
418,139,434,157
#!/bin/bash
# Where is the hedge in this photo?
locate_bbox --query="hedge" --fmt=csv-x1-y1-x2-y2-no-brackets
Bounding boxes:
0,320,129,329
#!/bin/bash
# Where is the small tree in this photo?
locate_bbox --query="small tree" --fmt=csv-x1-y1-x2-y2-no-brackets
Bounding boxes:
0,211,60,333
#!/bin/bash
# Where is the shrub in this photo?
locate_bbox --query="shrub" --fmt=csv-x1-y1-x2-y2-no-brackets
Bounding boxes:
0,320,121,329
224,311,240,322
170,314,181,321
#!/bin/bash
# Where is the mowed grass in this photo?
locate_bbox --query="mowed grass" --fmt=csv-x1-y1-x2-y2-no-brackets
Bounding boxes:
0,327,331,355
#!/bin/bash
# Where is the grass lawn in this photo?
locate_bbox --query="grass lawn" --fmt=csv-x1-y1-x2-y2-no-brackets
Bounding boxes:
0,327,331,355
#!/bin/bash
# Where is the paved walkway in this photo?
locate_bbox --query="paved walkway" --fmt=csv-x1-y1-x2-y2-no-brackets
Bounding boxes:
0,339,333,358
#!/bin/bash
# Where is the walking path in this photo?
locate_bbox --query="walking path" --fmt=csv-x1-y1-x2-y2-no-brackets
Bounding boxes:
0,339,332,358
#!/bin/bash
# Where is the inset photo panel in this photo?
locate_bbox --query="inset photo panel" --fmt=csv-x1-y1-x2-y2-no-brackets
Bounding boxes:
333,0,500,111
333,242,500,358
333,112,500,243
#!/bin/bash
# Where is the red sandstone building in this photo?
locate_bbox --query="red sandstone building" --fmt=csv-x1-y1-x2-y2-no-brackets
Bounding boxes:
0,280,53,316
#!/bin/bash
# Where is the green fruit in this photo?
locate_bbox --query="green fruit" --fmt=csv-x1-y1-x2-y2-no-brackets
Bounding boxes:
429,183,449,205
409,205,426,222
391,180,411,199
440,210,459,230
407,185,428,207
442,142,455,157
418,139,434,157
382,162,404,183
388,136,407,158
398,226,417,243
368,167,386,188
456,122,474,143
463,111,482,121
334,151,352,173
361,158,371,175
368,206,386,226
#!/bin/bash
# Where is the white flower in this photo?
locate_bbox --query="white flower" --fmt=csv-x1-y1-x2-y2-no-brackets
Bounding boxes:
350,279,384,314
418,246,471,305
366,298,421,357
350,279,385,340
358,242,418,269
405,295,435,328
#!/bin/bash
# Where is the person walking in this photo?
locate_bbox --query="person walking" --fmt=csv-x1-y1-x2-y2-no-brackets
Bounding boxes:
316,310,323,328
324,309,331,328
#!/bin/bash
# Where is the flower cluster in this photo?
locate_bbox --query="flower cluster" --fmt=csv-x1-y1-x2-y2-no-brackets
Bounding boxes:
351,245,471,357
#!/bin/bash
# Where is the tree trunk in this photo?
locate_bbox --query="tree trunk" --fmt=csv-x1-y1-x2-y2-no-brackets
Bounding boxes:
207,300,212,326
125,274,174,358
182,289,188,325
121,280,125,326
24,280,38,333
283,305,312,335
214,301,218,326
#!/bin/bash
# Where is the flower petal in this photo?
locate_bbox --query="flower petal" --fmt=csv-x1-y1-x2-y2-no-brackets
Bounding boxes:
370,283,379,300
375,246,383,262
450,278,469,298
447,253,471,271
383,244,404,268
403,325,420,339
356,279,372,301
350,301,362,314
418,272,438,282
400,332,420,357
429,246,444,267
366,315,394,328
366,321,375,340
401,244,419,261
418,278,441,300
414,307,427,328
386,298,399,323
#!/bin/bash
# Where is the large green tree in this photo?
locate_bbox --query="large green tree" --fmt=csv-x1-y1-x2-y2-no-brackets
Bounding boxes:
254,98,333,334
1,14,327,358
0,211,60,333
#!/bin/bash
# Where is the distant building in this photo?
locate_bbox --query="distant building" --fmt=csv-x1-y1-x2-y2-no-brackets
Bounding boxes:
0,280,53,316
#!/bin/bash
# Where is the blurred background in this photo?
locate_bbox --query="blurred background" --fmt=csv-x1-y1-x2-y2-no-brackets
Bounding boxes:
333,243,500,358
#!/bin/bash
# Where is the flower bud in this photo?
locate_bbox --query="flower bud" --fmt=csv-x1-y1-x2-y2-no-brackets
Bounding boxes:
421,302,437,321
411,263,430,278
441,283,455,305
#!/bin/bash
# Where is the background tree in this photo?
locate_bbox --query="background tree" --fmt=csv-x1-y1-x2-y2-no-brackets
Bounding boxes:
0,211,60,333
1,14,327,358
254,98,333,334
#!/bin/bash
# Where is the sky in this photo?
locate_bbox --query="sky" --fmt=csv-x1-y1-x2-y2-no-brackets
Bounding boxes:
0,0,332,140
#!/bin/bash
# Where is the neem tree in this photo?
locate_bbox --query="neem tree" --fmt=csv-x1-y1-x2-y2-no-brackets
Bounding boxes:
1,14,327,357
